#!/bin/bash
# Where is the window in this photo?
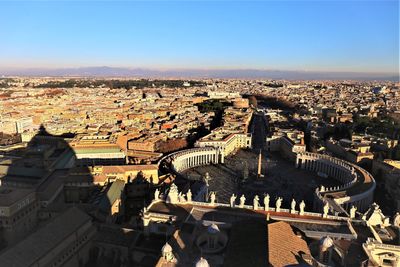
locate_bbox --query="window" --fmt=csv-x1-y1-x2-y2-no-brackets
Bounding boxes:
383,259,393,265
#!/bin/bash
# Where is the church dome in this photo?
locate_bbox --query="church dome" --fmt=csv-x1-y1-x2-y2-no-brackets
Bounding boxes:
207,223,220,234
161,242,172,254
195,257,210,267
320,236,334,249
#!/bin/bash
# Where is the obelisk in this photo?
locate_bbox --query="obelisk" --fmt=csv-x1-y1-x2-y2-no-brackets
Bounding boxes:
257,149,262,178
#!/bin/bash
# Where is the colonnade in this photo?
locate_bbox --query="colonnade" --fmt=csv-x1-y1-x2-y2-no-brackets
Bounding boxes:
170,147,223,173
296,152,355,184
296,152,376,212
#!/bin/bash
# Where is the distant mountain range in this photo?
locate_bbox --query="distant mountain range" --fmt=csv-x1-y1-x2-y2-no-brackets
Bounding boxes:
0,66,398,81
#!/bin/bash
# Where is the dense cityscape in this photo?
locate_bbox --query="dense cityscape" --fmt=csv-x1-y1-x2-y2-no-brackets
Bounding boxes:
0,77,399,266
0,0,399,266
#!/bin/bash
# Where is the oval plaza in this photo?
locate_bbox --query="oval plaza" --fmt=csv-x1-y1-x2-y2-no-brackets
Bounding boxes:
163,129,376,215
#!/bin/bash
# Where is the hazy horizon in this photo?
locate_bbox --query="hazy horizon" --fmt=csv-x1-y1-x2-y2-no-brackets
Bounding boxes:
1,65,398,81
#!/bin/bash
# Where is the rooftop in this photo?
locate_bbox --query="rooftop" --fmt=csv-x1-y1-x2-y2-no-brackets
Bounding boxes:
267,221,311,267
0,207,92,267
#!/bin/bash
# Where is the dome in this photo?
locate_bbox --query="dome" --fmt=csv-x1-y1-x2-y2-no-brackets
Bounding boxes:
195,257,210,267
207,223,220,234
161,242,172,254
320,236,334,249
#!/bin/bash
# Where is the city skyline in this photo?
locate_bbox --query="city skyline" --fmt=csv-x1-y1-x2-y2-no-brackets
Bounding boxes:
0,0,399,75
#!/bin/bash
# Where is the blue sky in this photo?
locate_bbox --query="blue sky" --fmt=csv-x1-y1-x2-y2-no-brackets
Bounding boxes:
0,1,398,73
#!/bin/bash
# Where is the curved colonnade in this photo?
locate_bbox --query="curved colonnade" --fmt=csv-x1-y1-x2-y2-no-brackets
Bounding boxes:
168,147,223,173
296,152,375,212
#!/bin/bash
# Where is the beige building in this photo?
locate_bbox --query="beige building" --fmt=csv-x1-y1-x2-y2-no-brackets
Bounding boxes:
195,132,252,157
372,159,400,210
0,207,96,267
0,187,38,248
90,164,159,184
266,130,306,161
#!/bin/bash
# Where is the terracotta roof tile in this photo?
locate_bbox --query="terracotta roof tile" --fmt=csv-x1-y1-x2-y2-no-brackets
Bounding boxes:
268,221,311,267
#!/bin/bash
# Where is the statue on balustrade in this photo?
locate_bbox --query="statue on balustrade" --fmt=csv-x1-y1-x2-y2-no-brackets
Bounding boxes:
230,194,237,208
264,194,270,211
154,189,160,201
239,194,246,208
276,197,283,212
299,200,306,215
210,191,216,205
186,189,192,203
291,199,296,213
253,195,260,210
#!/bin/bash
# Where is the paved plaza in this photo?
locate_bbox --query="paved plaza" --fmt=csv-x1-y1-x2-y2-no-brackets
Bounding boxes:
183,149,341,208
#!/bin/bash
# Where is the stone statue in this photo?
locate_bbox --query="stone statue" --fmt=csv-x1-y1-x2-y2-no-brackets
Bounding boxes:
253,195,260,210
210,192,216,205
154,189,160,201
204,172,211,186
323,202,329,218
170,183,178,193
167,183,179,204
291,199,296,214
276,197,282,212
186,189,192,203
230,194,237,208
239,194,246,208
178,193,186,203
393,213,400,228
350,205,357,219
299,200,306,215
264,194,270,211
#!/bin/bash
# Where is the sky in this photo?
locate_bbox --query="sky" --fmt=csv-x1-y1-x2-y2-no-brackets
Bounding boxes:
0,0,398,74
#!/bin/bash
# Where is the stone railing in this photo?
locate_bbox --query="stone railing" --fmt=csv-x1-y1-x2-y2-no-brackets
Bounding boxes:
151,191,351,222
